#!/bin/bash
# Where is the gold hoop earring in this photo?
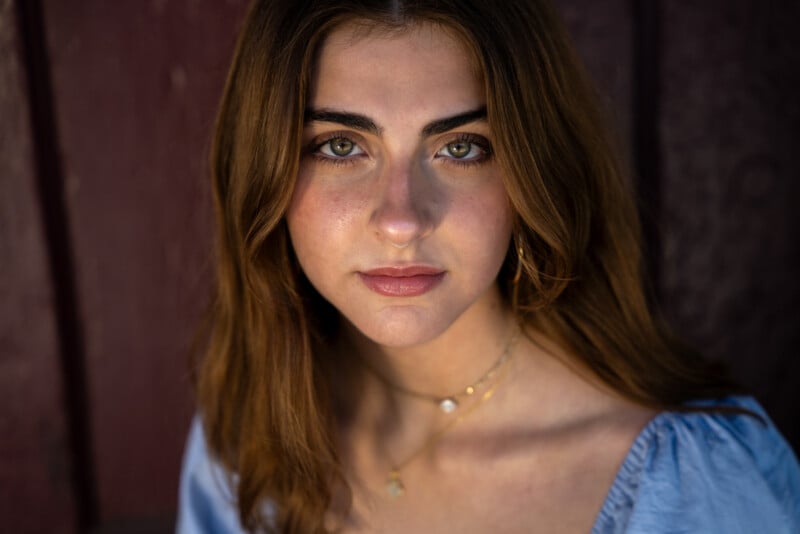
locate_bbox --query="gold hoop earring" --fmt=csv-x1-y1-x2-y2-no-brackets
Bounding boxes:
512,237,524,285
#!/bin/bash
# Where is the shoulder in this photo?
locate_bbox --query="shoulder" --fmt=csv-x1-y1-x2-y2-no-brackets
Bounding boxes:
593,396,800,534
176,416,248,534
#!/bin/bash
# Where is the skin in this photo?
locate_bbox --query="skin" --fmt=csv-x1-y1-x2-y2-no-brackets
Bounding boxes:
287,21,654,534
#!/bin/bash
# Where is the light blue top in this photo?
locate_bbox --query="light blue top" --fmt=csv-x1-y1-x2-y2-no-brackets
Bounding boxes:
177,396,800,533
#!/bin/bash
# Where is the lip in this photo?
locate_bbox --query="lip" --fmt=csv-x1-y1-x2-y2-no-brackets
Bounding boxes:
358,266,445,297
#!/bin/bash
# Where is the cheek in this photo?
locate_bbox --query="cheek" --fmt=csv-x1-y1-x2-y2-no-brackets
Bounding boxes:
286,178,366,270
453,187,513,260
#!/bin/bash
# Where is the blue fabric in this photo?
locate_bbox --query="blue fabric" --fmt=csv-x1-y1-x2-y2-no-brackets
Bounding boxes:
177,396,800,533
592,396,800,533
176,417,246,533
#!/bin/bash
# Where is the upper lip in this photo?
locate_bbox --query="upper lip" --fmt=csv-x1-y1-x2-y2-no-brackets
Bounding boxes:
360,265,445,277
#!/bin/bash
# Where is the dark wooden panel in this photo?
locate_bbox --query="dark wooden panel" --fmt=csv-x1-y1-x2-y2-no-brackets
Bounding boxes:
38,0,248,526
659,0,800,448
556,0,634,158
0,1,77,531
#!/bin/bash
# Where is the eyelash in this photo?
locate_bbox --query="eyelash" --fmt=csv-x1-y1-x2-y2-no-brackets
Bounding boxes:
306,131,365,167
435,133,493,168
305,132,494,168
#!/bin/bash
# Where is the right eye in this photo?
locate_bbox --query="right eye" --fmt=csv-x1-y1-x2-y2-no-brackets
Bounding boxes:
317,137,365,158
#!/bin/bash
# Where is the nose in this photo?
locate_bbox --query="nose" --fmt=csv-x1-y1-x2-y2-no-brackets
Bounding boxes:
370,161,434,248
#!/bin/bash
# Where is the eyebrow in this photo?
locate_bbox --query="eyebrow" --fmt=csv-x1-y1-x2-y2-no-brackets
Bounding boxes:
422,108,487,136
304,109,382,135
304,107,487,137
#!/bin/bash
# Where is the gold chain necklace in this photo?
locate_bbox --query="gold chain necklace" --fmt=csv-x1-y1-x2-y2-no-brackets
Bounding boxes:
383,331,518,498
362,329,519,414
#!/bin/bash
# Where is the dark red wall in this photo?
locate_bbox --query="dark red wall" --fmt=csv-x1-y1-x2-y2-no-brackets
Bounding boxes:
1,1,77,531
657,0,800,451
1,1,797,532
37,1,245,528
3,0,248,531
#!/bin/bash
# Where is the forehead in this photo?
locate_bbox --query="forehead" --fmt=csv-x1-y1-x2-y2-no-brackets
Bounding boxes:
308,21,485,118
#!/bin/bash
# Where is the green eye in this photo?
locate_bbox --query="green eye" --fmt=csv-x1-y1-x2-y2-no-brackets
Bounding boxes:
313,135,365,161
328,138,354,156
446,141,472,158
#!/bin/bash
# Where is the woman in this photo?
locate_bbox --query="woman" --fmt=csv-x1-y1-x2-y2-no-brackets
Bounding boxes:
177,0,800,532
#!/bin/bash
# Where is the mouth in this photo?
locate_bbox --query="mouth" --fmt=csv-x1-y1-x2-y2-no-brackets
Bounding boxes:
358,266,446,297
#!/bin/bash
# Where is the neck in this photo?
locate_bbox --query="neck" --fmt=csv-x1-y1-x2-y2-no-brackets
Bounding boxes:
328,292,523,501
349,299,515,399
330,290,518,441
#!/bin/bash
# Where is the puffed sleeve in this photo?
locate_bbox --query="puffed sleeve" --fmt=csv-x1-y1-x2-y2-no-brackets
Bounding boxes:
176,416,248,533
593,396,800,534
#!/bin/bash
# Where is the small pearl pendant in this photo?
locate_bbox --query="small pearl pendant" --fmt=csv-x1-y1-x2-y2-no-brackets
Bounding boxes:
439,397,459,413
386,470,405,498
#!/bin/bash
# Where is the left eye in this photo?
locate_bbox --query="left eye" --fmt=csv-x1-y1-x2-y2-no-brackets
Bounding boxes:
435,140,487,161
318,137,365,158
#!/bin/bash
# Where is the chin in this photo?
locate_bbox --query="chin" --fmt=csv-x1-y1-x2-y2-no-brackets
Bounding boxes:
346,307,453,349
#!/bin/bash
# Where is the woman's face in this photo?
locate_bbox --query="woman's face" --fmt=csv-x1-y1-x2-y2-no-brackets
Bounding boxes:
287,22,513,348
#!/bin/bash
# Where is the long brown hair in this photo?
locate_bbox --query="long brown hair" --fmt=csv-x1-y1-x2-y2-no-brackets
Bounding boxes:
196,0,741,531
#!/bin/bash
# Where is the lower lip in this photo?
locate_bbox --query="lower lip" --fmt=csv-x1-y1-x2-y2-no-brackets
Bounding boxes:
358,272,445,297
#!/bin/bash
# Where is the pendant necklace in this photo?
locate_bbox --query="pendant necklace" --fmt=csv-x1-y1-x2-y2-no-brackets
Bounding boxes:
380,329,519,498
362,329,519,415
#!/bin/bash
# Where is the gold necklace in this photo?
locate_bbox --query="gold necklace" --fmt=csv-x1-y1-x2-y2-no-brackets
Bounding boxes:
363,329,519,414
384,332,518,498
